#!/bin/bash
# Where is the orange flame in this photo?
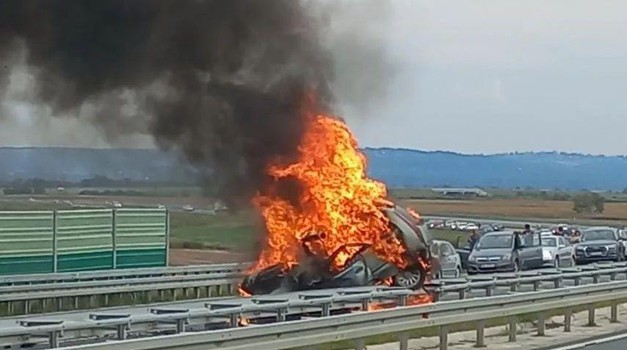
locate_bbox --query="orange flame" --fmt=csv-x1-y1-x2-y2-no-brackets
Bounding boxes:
367,293,433,311
237,285,252,297
251,114,409,272
237,316,250,327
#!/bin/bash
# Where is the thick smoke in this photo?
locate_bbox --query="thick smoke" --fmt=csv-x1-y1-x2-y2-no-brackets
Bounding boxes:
0,0,335,205
0,0,396,206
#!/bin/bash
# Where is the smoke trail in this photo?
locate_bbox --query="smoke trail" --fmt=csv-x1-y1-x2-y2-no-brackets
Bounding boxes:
0,0,335,204
0,1,398,206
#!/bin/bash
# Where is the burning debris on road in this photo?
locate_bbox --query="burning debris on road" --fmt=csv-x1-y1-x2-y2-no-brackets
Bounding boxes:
240,113,433,296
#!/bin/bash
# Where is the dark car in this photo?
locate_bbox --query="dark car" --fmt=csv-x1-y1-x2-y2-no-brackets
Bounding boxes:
574,227,625,264
240,205,433,295
466,231,544,274
480,225,495,235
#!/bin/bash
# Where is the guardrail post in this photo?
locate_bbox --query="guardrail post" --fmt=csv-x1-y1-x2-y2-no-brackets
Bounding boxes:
610,272,617,281
537,312,546,336
564,308,572,332
165,208,170,266
458,288,466,300
533,281,540,291
485,286,493,297
176,318,186,333
587,305,596,326
510,282,518,292
610,302,619,323
112,209,117,269
574,276,581,286
49,330,59,348
439,325,449,350
321,303,331,317
432,290,441,302
53,210,58,273
593,274,600,284
277,308,286,322
399,332,409,350
475,320,486,347
116,324,127,340
354,338,365,350
508,316,517,342
553,277,562,289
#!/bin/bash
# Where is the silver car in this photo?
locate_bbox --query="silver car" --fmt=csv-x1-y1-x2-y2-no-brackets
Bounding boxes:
540,234,574,268
431,240,462,278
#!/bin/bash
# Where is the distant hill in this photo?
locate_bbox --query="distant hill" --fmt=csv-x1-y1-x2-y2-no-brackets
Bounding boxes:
1,147,627,190
0,147,197,183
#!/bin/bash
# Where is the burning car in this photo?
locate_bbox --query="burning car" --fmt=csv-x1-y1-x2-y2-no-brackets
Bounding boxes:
240,204,432,295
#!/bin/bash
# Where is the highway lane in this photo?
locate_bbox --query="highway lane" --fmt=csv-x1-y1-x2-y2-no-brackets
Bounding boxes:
556,334,627,350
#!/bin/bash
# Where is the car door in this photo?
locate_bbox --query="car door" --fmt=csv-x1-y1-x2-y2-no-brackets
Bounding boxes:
516,234,532,269
531,233,544,268
557,237,571,261
439,242,458,276
520,233,542,269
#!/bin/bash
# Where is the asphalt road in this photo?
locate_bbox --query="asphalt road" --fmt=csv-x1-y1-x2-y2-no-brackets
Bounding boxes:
560,335,627,350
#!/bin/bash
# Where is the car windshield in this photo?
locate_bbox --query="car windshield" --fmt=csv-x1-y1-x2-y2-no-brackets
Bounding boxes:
476,234,513,249
541,237,557,246
582,230,615,242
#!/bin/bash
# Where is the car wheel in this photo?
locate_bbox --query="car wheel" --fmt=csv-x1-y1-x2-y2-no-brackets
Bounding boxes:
393,266,426,289
554,256,560,268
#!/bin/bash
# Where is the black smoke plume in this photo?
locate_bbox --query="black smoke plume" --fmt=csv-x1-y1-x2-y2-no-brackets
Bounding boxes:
0,0,334,206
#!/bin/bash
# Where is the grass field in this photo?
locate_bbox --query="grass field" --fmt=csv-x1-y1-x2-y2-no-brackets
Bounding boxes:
404,198,627,226
169,211,260,251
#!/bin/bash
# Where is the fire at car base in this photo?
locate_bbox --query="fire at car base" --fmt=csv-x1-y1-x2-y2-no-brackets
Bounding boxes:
239,111,434,301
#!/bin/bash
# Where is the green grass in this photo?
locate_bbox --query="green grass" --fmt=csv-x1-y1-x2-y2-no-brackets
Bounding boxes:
169,211,258,250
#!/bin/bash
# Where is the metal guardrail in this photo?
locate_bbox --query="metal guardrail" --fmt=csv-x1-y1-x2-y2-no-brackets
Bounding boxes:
18,280,627,350
1,262,624,310
0,263,249,286
2,262,627,348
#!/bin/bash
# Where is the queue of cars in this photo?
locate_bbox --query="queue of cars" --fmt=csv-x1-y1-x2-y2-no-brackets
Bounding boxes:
426,219,627,277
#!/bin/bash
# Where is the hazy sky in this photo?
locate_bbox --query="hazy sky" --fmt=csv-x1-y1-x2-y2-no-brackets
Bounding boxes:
342,0,627,155
2,0,627,155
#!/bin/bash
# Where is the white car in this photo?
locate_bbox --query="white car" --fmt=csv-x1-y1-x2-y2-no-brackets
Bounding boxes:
431,240,463,279
540,233,575,268
465,223,479,231
182,205,195,212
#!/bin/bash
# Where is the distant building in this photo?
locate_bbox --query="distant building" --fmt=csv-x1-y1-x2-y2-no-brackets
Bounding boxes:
431,188,488,197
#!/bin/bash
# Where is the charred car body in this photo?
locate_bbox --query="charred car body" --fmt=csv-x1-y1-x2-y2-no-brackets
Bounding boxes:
240,205,433,295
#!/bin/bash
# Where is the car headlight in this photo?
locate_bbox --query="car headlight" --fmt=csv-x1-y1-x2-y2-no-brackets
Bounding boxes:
501,253,511,261
469,255,477,262
576,246,585,251
608,245,618,251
